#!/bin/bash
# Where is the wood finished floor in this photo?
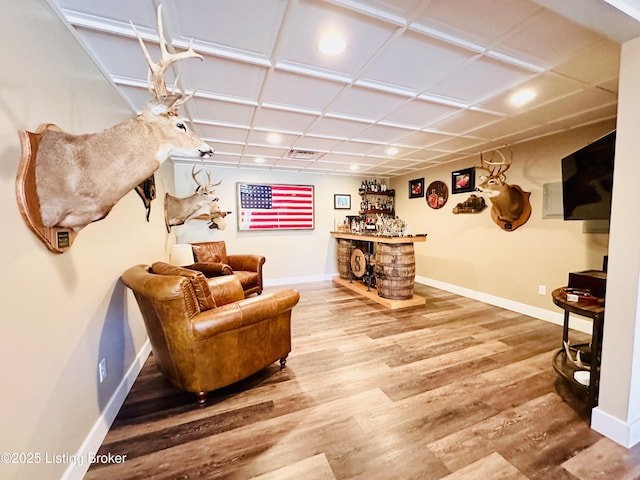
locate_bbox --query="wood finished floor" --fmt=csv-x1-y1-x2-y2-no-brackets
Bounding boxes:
86,282,640,480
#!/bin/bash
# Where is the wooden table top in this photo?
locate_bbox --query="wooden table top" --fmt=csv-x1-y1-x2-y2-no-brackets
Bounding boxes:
551,287,605,319
330,232,427,244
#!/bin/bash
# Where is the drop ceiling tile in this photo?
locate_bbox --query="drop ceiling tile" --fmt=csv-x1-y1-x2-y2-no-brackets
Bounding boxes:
402,149,451,161
205,154,242,166
75,29,153,80
494,8,605,69
365,145,419,158
212,143,245,155
479,71,586,114
169,0,286,58
353,124,414,144
183,56,267,102
245,130,300,147
465,113,540,139
428,109,503,134
359,30,475,92
261,69,345,111
291,136,344,151
430,135,484,151
189,97,256,126
196,124,249,143
427,55,534,105
310,116,370,138
394,130,453,148
381,98,459,128
273,158,315,169
252,108,317,133
552,40,621,85
243,144,288,158
276,1,396,77
523,88,617,124
328,85,410,121
598,77,619,94
55,0,155,27
547,104,618,130
412,0,542,48
332,141,379,155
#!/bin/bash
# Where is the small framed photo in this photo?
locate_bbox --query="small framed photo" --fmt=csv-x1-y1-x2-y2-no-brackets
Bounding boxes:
451,167,475,194
409,178,424,198
334,194,351,210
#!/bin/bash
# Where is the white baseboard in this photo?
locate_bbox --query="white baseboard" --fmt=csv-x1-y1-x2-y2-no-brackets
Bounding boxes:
414,275,593,334
62,339,152,480
591,407,640,448
264,273,334,287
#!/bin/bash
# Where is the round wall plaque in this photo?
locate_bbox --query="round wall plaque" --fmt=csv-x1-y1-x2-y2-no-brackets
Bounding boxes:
426,181,448,209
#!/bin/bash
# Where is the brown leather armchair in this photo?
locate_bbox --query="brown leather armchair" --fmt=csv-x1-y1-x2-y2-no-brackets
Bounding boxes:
190,241,265,296
121,262,299,405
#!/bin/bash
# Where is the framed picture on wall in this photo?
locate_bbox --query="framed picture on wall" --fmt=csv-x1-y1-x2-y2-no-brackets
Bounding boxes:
409,178,424,198
237,182,314,230
334,194,351,209
451,167,475,194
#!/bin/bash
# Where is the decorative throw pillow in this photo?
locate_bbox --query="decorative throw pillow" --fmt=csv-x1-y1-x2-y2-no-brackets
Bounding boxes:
151,262,215,311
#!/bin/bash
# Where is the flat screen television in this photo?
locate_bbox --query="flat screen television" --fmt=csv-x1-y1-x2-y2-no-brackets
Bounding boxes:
561,130,615,220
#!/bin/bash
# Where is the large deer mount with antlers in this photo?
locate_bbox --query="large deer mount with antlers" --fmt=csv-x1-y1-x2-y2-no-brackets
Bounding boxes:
475,150,532,232
15,5,212,253
164,166,228,232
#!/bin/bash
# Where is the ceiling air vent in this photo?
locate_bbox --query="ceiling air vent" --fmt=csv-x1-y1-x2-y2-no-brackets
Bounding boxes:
286,149,325,160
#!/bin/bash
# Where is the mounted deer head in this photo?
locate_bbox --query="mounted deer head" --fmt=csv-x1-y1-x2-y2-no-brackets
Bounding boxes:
18,4,213,250
475,149,532,231
164,166,225,231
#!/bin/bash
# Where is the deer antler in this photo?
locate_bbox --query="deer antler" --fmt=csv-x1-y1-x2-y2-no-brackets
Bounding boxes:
131,4,203,101
476,149,511,178
191,166,222,193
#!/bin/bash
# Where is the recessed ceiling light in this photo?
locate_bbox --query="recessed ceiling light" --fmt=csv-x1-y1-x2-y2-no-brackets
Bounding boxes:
255,157,266,164
386,146,399,156
267,133,281,144
349,164,359,171
509,89,536,107
319,33,346,56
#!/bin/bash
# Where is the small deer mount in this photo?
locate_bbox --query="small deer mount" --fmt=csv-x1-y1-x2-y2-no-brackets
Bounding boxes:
164,166,227,232
15,5,212,253
475,149,532,232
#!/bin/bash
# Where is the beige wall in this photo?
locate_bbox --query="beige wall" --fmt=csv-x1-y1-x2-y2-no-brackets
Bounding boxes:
0,2,172,479
390,122,614,313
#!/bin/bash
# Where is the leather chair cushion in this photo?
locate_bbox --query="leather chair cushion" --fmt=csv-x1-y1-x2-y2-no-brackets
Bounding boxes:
192,242,227,264
151,262,215,311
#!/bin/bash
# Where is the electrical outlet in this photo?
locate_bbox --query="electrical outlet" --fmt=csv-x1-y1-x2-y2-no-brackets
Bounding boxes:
98,358,107,383
538,285,547,295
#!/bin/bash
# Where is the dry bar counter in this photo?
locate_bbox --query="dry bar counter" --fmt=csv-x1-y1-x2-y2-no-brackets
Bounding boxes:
330,231,427,309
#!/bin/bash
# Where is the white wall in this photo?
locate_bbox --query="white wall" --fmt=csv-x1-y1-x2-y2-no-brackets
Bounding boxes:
0,1,173,478
592,34,640,448
171,163,365,284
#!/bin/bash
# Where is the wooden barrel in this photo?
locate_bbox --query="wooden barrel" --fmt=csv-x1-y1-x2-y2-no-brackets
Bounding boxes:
374,243,415,300
337,239,352,279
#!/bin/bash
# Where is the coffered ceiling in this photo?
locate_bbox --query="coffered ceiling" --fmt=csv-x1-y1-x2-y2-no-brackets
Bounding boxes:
48,0,640,177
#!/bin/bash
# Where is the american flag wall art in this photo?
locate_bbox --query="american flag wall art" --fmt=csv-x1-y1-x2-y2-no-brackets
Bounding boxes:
237,183,314,230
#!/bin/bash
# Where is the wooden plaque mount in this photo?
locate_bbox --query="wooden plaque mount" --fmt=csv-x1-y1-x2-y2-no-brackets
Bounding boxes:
15,124,78,254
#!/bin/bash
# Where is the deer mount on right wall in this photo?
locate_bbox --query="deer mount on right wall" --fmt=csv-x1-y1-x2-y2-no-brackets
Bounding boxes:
475,150,532,232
